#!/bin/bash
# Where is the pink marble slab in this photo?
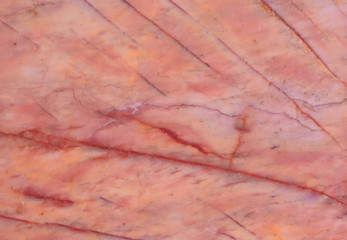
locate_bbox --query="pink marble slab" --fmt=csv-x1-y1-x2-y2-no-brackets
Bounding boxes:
0,0,346,239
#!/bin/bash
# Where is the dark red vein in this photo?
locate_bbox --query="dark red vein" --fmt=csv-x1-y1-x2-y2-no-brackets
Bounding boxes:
0,130,345,206
137,73,166,96
217,38,342,149
137,118,226,159
120,0,220,74
259,0,347,87
141,145,346,207
167,0,190,16
219,232,237,240
0,214,144,240
100,196,114,204
96,108,229,160
220,212,258,238
81,0,138,45
158,126,208,153
99,108,230,160
205,202,259,239
22,186,73,207
0,18,40,48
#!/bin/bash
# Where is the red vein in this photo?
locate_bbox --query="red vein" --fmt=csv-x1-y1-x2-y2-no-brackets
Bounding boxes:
230,115,249,168
204,202,259,239
129,117,226,159
36,101,58,120
0,214,144,240
219,232,237,240
230,134,242,169
167,0,190,16
87,106,231,160
165,0,343,148
99,109,227,159
22,186,73,207
259,0,347,87
0,130,345,206
0,18,40,48
158,126,208,153
81,0,138,45
120,0,220,74
217,38,342,149
137,73,166,96
220,212,258,238
100,196,114,204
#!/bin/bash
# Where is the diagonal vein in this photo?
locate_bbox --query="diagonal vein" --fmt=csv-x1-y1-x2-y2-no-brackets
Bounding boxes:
259,0,347,87
204,201,260,239
119,0,220,74
0,214,145,240
0,18,40,49
0,130,345,206
81,0,138,44
165,0,343,149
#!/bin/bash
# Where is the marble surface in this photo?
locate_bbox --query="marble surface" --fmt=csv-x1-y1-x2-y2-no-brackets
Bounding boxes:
0,0,346,239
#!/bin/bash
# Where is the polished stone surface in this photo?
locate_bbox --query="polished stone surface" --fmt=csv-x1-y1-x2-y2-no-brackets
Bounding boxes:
0,0,346,239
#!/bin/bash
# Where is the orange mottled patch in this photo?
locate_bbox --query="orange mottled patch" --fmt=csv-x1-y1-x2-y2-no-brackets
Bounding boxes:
267,225,283,240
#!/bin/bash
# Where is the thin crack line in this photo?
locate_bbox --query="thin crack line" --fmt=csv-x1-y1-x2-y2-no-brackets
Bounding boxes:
219,232,237,240
289,0,329,39
311,97,347,108
58,30,165,96
81,0,138,45
142,103,239,119
259,0,347,87
120,0,220,74
0,214,145,240
332,0,347,19
0,18,40,49
249,105,319,132
203,201,259,239
137,73,166,96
